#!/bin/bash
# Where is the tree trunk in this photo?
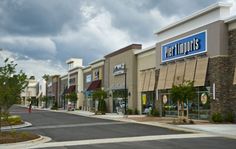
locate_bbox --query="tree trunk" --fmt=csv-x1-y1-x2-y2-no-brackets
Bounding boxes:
181,101,184,118
177,100,180,118
0,107,2,133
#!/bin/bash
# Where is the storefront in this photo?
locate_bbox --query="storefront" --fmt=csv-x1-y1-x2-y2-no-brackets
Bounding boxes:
136,46,157,114
155,3,236,120
83,59,105,111
104,44,142,113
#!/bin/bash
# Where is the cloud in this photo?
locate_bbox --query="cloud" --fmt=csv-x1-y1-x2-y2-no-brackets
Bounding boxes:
0,49,66,79
0,0,235,79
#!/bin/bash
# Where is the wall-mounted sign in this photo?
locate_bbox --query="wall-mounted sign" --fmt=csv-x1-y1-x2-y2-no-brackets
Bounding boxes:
86,74,92,83
161,31,207,63
94,69,100,80
113,64,125,76
201,93,208,104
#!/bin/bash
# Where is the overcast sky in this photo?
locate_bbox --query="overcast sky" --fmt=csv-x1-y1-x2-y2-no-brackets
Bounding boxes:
0,0,235,79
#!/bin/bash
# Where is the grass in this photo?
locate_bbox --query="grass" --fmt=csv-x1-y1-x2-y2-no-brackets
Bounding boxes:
0,131,40,144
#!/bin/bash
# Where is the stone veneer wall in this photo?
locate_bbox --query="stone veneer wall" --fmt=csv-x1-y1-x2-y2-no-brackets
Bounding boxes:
207,29,236,122
228,29,236,121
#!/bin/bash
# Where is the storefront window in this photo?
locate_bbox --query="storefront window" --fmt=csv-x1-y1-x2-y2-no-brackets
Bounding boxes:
112,89,128,113
141,91,155,114
160,86,210,120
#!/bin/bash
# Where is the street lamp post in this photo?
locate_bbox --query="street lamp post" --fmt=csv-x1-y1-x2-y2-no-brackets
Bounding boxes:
124,66,127,115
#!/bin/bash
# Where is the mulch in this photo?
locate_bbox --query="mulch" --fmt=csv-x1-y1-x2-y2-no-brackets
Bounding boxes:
0,131,40,144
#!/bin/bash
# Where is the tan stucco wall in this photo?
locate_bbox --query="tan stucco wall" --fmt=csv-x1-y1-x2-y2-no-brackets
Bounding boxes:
105,49,138,112
137,49,156,113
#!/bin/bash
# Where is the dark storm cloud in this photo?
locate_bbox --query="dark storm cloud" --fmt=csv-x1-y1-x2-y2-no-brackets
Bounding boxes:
0,0,82,36
0,0,227,67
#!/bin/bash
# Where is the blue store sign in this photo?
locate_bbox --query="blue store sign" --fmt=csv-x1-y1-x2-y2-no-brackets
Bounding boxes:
161,31,207,63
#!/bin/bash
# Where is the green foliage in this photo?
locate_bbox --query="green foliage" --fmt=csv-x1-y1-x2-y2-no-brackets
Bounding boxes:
134,108,139,115
151,108,159,117
212,112,223,123
97,99,106,114
51,102,58,110
42,74,50,81
66,92,78,103
92,89,107,101
127,108,133,115
7,115,22,125
170,81,195,103
0,58,27,131
224,112,234,123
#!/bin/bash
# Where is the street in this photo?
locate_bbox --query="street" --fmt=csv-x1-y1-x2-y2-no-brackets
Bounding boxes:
9,106,236,149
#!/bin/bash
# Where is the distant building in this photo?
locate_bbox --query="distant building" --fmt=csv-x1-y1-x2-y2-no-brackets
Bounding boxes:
21,78,38,106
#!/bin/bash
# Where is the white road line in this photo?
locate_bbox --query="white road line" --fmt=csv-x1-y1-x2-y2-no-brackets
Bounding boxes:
29,133,219,148
19,121,128,130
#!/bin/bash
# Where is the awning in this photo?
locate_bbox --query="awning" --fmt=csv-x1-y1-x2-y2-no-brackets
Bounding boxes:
157,65,168,90
165,63,176,89
138,71,146,91
87,80,101,91
194,57,209,87
148,69,156,91
66,85,76,94
174,62,186,85
143,70,151,92
234,65,236,85
184,59,196,82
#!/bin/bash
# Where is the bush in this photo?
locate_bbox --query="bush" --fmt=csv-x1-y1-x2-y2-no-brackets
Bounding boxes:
127,109,133,115
151,108,159,117
225,112,234,123
51,102,58,110
212,113,223,123
98,99,106,114
7,115,22,125
134,108,139,115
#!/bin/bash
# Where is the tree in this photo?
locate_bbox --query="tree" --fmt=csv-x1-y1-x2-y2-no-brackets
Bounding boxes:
42,74,50,81
92,89,107,114
66,92,78,109
170,81,195,119
0,58,27,132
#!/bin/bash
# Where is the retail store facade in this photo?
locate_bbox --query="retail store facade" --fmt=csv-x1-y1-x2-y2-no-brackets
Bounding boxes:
155,3,236,120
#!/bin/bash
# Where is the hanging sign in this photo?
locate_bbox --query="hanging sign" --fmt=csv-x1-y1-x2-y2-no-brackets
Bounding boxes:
163,95,168,104
201,93,208,104
161,31,207,63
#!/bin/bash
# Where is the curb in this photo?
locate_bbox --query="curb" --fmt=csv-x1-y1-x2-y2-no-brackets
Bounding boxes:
0,135,51,149
1,121,32,130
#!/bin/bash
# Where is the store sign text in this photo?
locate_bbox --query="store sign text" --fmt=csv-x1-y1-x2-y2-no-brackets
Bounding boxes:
113,64,125,76
161,31,207,62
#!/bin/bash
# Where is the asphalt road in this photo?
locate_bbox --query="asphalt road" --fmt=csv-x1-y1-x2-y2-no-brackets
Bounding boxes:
9,105,236,149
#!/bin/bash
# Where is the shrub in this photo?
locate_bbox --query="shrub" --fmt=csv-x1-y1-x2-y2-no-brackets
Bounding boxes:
127,109,133,115
51,102,58,110
7,115,22,125
189,119,195,124
134,108,139,115
224,112,234,123
98,99,106,114
212,112,223,123
151,108,159,117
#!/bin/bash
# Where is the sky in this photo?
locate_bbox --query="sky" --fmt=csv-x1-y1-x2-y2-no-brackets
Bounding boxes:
0,0,236,79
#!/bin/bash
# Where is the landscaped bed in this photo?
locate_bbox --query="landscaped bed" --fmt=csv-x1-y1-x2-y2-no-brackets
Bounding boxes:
0,131,40,144
0,115,23,127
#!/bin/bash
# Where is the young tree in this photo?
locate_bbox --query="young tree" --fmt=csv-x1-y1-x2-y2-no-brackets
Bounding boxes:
92,89,107,114
66,92,78,109
170,81,195,118
0,58,27,131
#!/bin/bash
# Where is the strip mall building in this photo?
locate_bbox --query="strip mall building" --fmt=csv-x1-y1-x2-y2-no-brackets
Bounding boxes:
103,3,236,120
40,2,236,121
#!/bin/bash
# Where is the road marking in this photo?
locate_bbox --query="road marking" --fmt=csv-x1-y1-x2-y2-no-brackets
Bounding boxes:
19,121,128,130
29,133,219,148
